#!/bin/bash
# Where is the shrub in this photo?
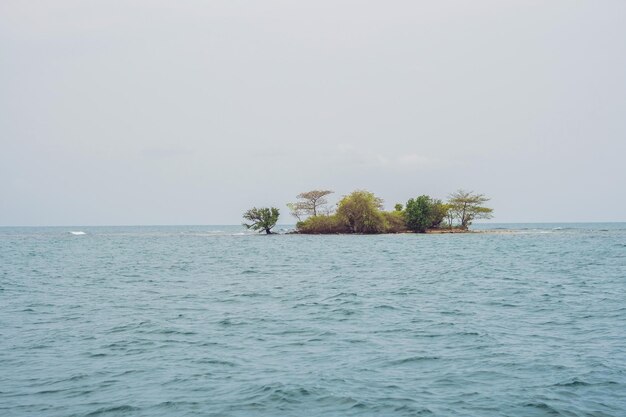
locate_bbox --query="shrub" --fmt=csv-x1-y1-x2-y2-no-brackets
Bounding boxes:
296,214,348,234
382,211,408,233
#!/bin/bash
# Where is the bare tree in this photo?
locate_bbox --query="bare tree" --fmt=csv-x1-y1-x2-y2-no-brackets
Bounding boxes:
286,203,306,222
288,190,333,220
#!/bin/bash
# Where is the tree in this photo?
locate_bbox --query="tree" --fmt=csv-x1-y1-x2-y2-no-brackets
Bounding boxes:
405,196,449,232
287,190,334,220
405,195,434,233
448,190,493,229
382,210,408,233
242,207,280,234
443,203,455,229
430,199,448,228
286,203,306,222
336,190,385,233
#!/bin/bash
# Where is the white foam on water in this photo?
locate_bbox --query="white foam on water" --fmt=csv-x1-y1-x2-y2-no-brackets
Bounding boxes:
69,231,86,235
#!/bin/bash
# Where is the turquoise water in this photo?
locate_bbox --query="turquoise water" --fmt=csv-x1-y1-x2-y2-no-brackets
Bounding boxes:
1,224,625,416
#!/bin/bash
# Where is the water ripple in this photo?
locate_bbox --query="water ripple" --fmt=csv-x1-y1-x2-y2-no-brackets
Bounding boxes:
0,224,625,416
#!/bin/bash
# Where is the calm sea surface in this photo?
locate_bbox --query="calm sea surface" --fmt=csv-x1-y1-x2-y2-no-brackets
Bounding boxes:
1,224,625,416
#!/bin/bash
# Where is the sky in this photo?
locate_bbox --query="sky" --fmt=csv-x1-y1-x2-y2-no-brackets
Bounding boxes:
1,0,625,226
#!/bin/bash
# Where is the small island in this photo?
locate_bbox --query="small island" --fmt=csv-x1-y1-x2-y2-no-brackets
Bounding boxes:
244,189,493,234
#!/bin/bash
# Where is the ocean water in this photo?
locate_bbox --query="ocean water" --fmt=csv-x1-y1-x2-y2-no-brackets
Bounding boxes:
1,223,625,417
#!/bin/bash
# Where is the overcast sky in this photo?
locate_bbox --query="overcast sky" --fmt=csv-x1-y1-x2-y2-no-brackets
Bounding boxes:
1,1,625,226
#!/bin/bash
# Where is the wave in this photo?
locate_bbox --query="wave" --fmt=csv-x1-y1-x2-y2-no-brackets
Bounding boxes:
386,355,441,366
69,231,86,235
85,405,140,416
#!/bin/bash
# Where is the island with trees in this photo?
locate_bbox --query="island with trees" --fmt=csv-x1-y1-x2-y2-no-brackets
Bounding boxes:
243,189,493,234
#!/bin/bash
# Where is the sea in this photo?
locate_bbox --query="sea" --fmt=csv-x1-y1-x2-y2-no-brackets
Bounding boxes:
1,223,624,417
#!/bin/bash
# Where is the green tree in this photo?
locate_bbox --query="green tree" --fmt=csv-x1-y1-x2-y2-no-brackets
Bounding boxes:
242,207,280,234
442,203,455,228
448,190,493,229
382,210,408,233
287,190,334,220
405,195,434,232
336,190,385,233
430,199,448,228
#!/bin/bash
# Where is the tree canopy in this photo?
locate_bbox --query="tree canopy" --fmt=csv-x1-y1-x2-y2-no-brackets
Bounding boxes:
287,190,333,220
448,190,493,229
405,196,448,233
336,190,386,233
242,207,280,234
405,195,434,233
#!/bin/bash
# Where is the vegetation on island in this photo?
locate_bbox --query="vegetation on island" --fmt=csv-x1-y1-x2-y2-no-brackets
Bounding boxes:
242,188,493,235
293,189,492,234
242,207,280,234
447,189,493,230
286,190,333,221
405,195,446,233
